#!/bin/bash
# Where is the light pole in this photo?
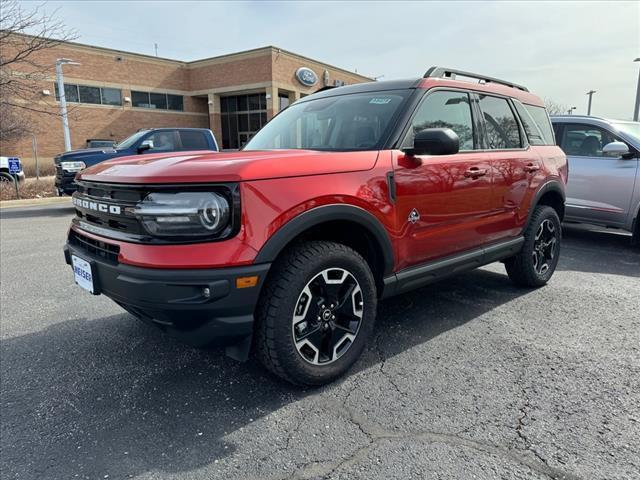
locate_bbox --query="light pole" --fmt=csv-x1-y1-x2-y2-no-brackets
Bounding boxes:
633,57,640,122
567,106,576,115
586,90,596,116
55,58,81,151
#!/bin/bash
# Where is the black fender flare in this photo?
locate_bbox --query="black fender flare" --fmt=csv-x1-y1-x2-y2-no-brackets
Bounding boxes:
254,204,395,275
526,180,566,227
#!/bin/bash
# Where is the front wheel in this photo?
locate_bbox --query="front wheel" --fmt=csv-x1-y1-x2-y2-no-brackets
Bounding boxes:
505,206,561,287
255,241,377,386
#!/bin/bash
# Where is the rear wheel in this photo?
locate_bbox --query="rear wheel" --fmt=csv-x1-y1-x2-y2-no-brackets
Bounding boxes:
505,206,561,287
255,241,377,385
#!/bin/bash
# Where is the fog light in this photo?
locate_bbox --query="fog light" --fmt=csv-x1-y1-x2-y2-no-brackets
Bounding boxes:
203,287,211,298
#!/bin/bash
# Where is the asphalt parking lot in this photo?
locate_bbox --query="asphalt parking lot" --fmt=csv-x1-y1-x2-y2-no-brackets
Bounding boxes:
1,205,639,480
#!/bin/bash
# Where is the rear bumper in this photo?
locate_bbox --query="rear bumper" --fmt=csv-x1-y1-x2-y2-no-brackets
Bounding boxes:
64,242,270,350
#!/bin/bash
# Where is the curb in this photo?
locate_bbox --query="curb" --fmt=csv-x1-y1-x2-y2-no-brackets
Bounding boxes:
0,196,71,209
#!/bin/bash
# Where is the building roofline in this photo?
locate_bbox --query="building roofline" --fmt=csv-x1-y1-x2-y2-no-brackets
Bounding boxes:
2,31,188,64
190,45,373,81
4,32,373,80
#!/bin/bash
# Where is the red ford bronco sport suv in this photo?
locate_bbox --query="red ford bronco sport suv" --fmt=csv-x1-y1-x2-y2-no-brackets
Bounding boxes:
65,67,567,385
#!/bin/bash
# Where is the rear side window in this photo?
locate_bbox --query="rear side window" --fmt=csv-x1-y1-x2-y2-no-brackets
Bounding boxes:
179,130,209,150
523,104,555,145
478,95,522,149
406,90,475,150
513,101,546,146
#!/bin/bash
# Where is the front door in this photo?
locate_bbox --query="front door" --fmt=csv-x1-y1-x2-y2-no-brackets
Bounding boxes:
558,123,638,227
393,89,493,271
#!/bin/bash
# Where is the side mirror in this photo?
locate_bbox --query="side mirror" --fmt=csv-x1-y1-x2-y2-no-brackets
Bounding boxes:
403,128,460,156
602,141,630,157
138,139,154,152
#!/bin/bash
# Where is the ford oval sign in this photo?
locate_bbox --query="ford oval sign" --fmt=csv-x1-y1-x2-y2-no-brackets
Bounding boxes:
296,67,318,87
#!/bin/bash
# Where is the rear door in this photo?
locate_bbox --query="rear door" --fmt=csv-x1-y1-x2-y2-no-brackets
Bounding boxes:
558,123,638,227
393,89,494,270
476,94,539,239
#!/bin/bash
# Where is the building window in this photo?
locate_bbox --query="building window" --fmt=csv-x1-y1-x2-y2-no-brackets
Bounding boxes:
78,85,101,104
54,83,122,106
220,93,268,149
101,87,122,106
131,91,184,111
279,93,290,112
167,94,184,111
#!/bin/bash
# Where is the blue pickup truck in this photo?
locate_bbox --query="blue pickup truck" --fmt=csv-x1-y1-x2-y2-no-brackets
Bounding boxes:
55,128,219,195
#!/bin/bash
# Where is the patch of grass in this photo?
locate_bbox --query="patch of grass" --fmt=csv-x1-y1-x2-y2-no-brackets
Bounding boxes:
0,176,57,201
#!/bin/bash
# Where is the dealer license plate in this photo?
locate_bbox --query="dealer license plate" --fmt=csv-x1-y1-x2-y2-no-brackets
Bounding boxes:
72,255,95,293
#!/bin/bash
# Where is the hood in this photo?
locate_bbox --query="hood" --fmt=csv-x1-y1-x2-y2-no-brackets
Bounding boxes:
78,149,379,184
55,148,118,163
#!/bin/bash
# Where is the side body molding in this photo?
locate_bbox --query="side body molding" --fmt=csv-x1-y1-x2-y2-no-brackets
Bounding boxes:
254,204,395,275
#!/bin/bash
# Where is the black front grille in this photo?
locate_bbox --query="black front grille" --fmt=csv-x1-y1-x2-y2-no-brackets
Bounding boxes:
69,230,120,264
72,180,240,244
72,182,144,237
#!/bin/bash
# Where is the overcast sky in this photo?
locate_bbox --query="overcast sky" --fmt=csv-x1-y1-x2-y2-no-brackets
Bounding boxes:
30,1,640,119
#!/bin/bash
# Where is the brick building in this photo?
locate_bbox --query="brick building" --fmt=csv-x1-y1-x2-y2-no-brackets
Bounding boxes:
1,35,371,165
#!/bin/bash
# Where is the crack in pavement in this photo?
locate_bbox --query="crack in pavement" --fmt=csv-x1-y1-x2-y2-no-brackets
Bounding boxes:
512,343,553,468
260,410,307,466
372,331,405,397
282,397,583,480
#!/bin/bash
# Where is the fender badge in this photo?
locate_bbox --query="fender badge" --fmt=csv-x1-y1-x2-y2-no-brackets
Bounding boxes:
408,208,420,224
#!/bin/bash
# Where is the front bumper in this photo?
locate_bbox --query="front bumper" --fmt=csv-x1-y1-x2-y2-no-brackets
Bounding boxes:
64,242,270,352
55,168,78,195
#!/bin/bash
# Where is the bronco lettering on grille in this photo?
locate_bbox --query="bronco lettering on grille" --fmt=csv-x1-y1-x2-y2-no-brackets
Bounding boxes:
73,197,121,215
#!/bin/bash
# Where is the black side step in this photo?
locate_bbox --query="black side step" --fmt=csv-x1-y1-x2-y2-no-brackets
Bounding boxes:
381,237,524,298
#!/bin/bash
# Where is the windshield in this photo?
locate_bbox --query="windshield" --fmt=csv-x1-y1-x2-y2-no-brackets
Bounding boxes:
612,121,640,141
116,130,149,149
244,91,409,151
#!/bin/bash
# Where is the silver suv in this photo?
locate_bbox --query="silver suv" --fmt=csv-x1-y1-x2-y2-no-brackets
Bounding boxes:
551,115,640,243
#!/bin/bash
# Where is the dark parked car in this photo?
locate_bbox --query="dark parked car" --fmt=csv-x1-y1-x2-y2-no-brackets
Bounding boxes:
55,128,219,195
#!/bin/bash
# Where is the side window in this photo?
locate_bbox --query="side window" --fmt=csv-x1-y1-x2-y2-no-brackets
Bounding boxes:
513,101,546,146
478,95,522,149
406,90,475,151
560,124,620,158
145,131,178,152
179,130,209,150
523,104,555,145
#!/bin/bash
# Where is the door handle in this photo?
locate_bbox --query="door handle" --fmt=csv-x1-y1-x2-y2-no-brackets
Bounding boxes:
464,167,487,178
524,163,540,173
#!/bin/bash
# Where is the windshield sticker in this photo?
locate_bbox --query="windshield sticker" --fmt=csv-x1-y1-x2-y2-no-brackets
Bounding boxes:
369,98,392,105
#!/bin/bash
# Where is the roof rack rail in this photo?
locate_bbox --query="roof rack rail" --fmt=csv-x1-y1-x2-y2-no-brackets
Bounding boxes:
423,66,529,92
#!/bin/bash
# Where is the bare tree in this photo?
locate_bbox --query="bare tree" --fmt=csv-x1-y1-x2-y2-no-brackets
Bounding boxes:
544,98,568,116
0,0,77,142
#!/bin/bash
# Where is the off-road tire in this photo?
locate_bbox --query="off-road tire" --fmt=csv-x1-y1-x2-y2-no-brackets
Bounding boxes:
505,206,561,287
254,241,377,386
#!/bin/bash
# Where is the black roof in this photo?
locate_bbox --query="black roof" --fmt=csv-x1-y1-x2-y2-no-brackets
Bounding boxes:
301,78,422,102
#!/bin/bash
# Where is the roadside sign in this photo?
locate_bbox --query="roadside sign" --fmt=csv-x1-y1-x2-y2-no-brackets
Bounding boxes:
8,157,21,174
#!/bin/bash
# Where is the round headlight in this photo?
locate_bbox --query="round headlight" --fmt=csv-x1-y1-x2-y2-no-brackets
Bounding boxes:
199,193,229,231
134,191,231,237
